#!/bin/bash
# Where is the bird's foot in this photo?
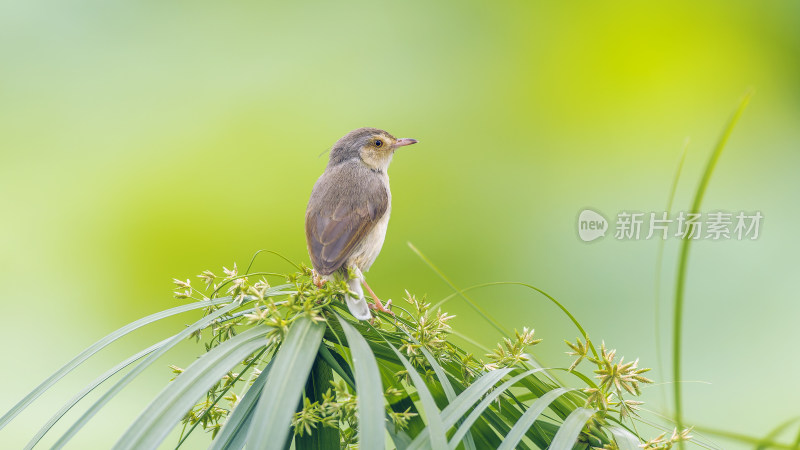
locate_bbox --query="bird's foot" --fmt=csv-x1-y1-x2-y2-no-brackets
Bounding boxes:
312,270,327,288
369,298,394,316
362,278,393,316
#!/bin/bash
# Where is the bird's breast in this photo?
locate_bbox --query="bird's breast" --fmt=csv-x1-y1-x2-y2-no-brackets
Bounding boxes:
348,176,391,272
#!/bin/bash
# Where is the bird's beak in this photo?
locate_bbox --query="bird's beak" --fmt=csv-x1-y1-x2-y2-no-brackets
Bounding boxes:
393,138,418,149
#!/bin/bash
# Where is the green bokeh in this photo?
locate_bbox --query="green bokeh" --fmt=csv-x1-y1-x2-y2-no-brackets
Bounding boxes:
2,1,798,448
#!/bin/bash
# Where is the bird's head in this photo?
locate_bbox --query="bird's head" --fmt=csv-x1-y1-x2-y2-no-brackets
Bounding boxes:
328,127,418,172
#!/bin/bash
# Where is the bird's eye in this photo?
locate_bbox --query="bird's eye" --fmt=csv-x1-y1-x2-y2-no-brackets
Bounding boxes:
374,139,383,147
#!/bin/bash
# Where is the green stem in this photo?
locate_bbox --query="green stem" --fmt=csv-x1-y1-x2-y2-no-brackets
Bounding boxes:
244,249,302,274
433,280,598,360
673,90,752,440
654,137,690,408
407,242,510,337
210,272,287,299
693,424,795,449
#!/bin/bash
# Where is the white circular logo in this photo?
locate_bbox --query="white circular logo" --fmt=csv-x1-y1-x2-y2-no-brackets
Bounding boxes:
578,209,608,242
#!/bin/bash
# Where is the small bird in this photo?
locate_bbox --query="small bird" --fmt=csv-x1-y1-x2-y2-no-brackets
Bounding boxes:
305,128,418,320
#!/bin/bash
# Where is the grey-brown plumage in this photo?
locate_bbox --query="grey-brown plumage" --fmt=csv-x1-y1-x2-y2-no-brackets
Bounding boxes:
305,127,418,320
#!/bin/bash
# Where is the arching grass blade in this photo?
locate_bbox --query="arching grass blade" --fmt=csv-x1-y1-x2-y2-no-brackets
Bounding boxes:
447,369,543,449
0,295,234,431
416,343,476,450
408,368,512,449
385,340,447,450
673,91,751,433
497,387,574,450
51,300,244,449
114,325,272,450
24,337,171,449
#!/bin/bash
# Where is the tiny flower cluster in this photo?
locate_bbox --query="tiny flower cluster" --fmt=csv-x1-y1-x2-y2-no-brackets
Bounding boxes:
391,292,547,386
292,381,358,440
171,363,250,440
640,427,693,449
397,292,455,361
566,338,653,422
483,327,542,371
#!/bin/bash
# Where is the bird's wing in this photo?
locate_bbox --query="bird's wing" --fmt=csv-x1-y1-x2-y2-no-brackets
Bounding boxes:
305,174,388,276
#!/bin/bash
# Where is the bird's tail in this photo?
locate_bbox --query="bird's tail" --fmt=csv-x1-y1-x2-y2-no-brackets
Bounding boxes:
346,277,372,320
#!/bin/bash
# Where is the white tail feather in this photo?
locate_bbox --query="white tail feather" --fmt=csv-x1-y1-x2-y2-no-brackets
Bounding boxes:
345,277,372,320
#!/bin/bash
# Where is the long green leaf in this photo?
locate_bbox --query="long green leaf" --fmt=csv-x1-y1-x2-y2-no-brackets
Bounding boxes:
24,337,171,449
549,407,596,450
385,341,447,449
447,369,543,448
211,360,274,450
0,295,233,431
246,316,325,450
25,303,278,449
114,325,272,449
418,346,456,401
476,405,518,448
408,368,512,449
608,426,642,450
337,316,386,450
317,345,355,387
0,283,291,433
440,368,511,427
419,344,478,450
412,344,477,450
673,91,751,433
416,344,480,450
497,387,573,450
51,300,245,449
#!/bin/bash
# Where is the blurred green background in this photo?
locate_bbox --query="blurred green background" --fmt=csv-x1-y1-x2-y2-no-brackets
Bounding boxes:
2,1,799,448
